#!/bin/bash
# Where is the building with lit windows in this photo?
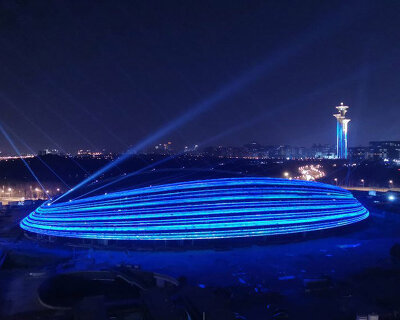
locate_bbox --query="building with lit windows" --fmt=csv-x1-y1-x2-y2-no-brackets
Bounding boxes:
369,141,400,162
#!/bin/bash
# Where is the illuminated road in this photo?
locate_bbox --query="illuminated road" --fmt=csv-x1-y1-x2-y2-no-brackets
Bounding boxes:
0,196,26,205
341,186,400,193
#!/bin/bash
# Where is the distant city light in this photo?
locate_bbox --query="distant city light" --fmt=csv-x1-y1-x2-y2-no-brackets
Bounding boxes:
296,165,325,181
0,154,35,161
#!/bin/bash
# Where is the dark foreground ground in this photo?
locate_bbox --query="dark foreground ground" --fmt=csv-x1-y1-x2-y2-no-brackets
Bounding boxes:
1,193,400,319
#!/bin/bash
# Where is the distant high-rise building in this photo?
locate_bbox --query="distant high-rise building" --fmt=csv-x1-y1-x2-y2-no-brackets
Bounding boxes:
349,146,369,162
38,148,60,156
369,141,400,161
311,144,336,159
153,142,174,155
333,102,350,159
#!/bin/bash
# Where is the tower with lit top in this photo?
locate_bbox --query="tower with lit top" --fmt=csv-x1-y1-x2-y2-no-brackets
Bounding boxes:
333,102,350,159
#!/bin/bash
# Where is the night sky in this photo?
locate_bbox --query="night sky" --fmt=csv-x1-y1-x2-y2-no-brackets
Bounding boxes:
0,0,399,155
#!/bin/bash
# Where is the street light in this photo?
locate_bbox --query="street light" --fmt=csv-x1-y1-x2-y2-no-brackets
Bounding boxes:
389,180,394,188
361,179,365,187
334,178,338,186
283,172,289,178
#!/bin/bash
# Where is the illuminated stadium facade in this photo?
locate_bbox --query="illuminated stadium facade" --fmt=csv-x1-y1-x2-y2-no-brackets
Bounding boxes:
20,177,369,241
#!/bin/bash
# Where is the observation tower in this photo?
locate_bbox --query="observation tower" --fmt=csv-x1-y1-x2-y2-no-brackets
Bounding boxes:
333,102,350,159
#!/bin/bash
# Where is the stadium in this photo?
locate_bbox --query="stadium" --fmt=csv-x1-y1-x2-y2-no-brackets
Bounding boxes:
20,175,369,242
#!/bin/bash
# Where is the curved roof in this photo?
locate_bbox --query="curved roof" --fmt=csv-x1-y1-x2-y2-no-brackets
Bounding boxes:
20,177,369,240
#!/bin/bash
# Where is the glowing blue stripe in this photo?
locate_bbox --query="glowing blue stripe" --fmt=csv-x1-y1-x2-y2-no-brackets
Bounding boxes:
24,207,365,229
55,178,347,205
29,203,363,223
30,202,361,221
23,210,365,232
25,211,359,227
20,213,368,240
49,187,350,209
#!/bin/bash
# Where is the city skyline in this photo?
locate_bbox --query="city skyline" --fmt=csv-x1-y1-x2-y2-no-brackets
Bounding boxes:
0,102,396,158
